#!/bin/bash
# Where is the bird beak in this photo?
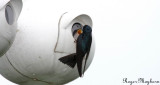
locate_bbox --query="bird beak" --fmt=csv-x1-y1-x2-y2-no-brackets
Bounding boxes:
77,29,83,34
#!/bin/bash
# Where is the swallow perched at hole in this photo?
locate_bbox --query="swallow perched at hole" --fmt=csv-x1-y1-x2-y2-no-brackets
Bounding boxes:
59,25,92,77
72,23,83,42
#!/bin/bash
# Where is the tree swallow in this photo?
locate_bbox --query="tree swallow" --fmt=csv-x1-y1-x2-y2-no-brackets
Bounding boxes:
59,25,92,77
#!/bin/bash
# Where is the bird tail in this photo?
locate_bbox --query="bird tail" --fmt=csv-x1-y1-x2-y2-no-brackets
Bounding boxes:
59,53,77,68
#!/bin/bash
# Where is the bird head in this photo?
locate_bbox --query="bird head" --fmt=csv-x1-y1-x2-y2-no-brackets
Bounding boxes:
83,25,92,34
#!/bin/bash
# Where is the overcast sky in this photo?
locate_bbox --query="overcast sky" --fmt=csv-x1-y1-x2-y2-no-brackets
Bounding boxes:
1,0,160,85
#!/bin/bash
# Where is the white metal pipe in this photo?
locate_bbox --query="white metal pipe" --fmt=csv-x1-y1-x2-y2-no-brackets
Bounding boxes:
0,0,95,85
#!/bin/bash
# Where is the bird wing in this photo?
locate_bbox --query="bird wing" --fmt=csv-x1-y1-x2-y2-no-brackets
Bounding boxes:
76,34,85,55
76,54,85,77
76,34,92,77
76,34,86,77
83,35,92,74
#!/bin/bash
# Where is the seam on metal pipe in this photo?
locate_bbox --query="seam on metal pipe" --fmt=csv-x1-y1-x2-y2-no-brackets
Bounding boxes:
54,12,68,54
5,53,54,85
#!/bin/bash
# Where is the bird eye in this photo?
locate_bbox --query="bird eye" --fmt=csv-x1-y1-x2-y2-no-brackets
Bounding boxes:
5,4,14,25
